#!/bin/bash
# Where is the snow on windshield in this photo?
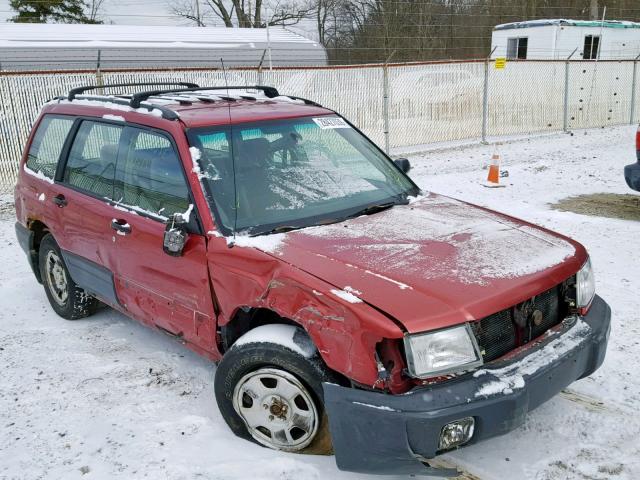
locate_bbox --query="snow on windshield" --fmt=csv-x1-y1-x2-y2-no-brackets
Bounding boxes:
189,117,414,233
261,156,379,211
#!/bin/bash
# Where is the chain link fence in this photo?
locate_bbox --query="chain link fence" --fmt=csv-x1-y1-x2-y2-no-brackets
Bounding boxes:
2,59,640,193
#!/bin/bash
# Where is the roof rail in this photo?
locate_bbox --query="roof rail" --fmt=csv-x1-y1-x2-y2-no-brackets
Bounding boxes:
61,83,321,120
129,85,280,107
68,82,199,101
286,95,321,107
57,94,181,120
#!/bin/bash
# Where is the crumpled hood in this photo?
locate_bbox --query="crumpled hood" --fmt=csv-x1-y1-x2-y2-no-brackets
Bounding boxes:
251,193,586,333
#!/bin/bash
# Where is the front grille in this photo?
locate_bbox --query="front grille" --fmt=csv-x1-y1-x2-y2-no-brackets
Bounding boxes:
530,286,561,339
470,309,516,362
471,285,565,363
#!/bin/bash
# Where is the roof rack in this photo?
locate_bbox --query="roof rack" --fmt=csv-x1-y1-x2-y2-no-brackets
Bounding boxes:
129,85,280,107
61,83,323,120
68,82,199,101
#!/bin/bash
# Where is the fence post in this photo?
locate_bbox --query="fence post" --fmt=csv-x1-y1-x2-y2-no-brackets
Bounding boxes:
481,59,490,143
630,53,640,124
481,47,496,144
563,48,577,133
257,49,267,85
382,50,396,155
383,64,390,154
96,50,104,95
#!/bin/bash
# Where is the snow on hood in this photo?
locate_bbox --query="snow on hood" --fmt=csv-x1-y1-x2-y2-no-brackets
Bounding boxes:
298,194,575,284
230,193,583,332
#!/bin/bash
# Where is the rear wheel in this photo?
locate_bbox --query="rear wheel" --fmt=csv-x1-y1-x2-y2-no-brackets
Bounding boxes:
214,324,334,455
39,234,98,320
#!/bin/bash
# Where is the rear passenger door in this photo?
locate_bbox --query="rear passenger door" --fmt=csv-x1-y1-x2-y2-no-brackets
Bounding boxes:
110,126,215,348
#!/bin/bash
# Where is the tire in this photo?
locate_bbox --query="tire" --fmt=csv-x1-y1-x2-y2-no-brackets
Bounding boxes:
38,234,98,320
214,324,335,455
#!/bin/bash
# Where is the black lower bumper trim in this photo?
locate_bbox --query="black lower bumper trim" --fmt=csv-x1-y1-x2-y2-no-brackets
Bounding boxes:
323,295,611,476
15,222,41,283
61,249,120,306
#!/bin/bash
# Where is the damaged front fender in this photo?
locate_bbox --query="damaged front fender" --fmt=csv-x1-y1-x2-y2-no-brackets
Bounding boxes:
206,235,405,387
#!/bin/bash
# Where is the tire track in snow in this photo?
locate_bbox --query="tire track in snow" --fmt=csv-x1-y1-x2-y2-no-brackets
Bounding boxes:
559,388,626,416
428,457,484,480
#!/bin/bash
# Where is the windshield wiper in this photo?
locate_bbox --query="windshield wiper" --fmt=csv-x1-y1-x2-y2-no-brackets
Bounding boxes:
259,225,302,235
348,201,399,218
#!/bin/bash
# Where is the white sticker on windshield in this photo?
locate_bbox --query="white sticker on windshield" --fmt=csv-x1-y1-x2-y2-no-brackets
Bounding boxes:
312,117,351,129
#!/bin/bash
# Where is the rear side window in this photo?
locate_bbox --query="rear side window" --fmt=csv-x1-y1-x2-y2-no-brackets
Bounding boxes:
114,128,189,218
25,116,74,180
64,121,124,198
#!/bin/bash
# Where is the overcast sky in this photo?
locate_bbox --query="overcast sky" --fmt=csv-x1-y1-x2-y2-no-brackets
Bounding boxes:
0,0,195,25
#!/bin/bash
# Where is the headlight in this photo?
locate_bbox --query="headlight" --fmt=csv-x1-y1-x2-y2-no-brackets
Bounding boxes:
403,324,483,378
576,257,595,308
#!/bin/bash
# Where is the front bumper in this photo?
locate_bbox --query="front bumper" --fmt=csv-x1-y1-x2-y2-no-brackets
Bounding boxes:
624,161,640,191
323,295,611,476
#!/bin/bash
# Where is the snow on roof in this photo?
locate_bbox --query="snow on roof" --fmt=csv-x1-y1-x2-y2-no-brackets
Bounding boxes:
494,18,640,31
0,23,319,49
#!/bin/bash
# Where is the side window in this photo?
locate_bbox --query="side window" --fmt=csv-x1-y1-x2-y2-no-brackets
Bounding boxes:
584,35,600,60
507,38,518,60
64,121,123,198
506,37,527,60
115,128,189,218
517,37,528,59
25,116,74,180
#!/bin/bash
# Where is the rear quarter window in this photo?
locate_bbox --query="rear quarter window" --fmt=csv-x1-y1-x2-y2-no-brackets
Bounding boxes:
25,115,74,180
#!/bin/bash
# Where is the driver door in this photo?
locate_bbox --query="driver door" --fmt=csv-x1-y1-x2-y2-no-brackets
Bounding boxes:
110,125,215,349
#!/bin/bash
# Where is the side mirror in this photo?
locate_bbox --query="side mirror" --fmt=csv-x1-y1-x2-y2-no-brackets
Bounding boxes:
163,213,188,257
394,157,411,173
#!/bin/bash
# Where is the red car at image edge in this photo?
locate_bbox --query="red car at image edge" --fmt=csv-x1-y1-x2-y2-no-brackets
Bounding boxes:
13,82,611,476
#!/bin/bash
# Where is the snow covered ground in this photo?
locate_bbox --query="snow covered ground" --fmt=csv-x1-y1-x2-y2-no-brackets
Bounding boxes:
1,125,639,480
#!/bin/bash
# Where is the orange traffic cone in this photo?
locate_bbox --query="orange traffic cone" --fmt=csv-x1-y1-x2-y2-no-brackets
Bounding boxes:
483,151,506,188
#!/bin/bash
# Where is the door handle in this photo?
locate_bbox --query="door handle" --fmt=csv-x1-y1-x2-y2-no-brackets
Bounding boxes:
111,218,132,235
52,194,67,207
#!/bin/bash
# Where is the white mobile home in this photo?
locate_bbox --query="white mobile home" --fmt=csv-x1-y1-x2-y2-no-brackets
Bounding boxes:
491,19,640,60
0,23,327,71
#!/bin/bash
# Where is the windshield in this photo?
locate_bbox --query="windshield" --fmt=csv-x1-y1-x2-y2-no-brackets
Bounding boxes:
187,115,418,235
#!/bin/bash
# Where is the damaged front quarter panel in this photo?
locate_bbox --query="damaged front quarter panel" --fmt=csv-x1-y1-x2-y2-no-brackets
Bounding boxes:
205,234,406,387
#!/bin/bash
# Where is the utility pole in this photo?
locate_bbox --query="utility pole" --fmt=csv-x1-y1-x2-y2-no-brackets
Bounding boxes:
590,0,599,20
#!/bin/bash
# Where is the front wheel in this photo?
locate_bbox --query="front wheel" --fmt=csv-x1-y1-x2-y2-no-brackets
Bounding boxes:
214,324,334,455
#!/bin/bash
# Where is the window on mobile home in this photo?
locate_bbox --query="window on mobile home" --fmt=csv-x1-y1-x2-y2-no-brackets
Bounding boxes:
507,37,528,60
583,35,600,60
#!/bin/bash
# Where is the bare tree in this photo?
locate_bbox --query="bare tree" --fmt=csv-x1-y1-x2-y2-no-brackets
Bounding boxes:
88,0,105,22
170,0,311,28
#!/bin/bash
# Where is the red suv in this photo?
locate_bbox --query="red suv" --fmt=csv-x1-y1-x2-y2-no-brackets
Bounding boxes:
14,82,610,475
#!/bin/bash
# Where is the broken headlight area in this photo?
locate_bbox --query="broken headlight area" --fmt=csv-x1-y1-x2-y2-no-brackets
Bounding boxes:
403,324,483,378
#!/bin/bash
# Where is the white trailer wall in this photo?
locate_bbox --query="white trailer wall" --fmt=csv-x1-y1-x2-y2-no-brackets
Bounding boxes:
492,22,640,60
491,26,557,59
